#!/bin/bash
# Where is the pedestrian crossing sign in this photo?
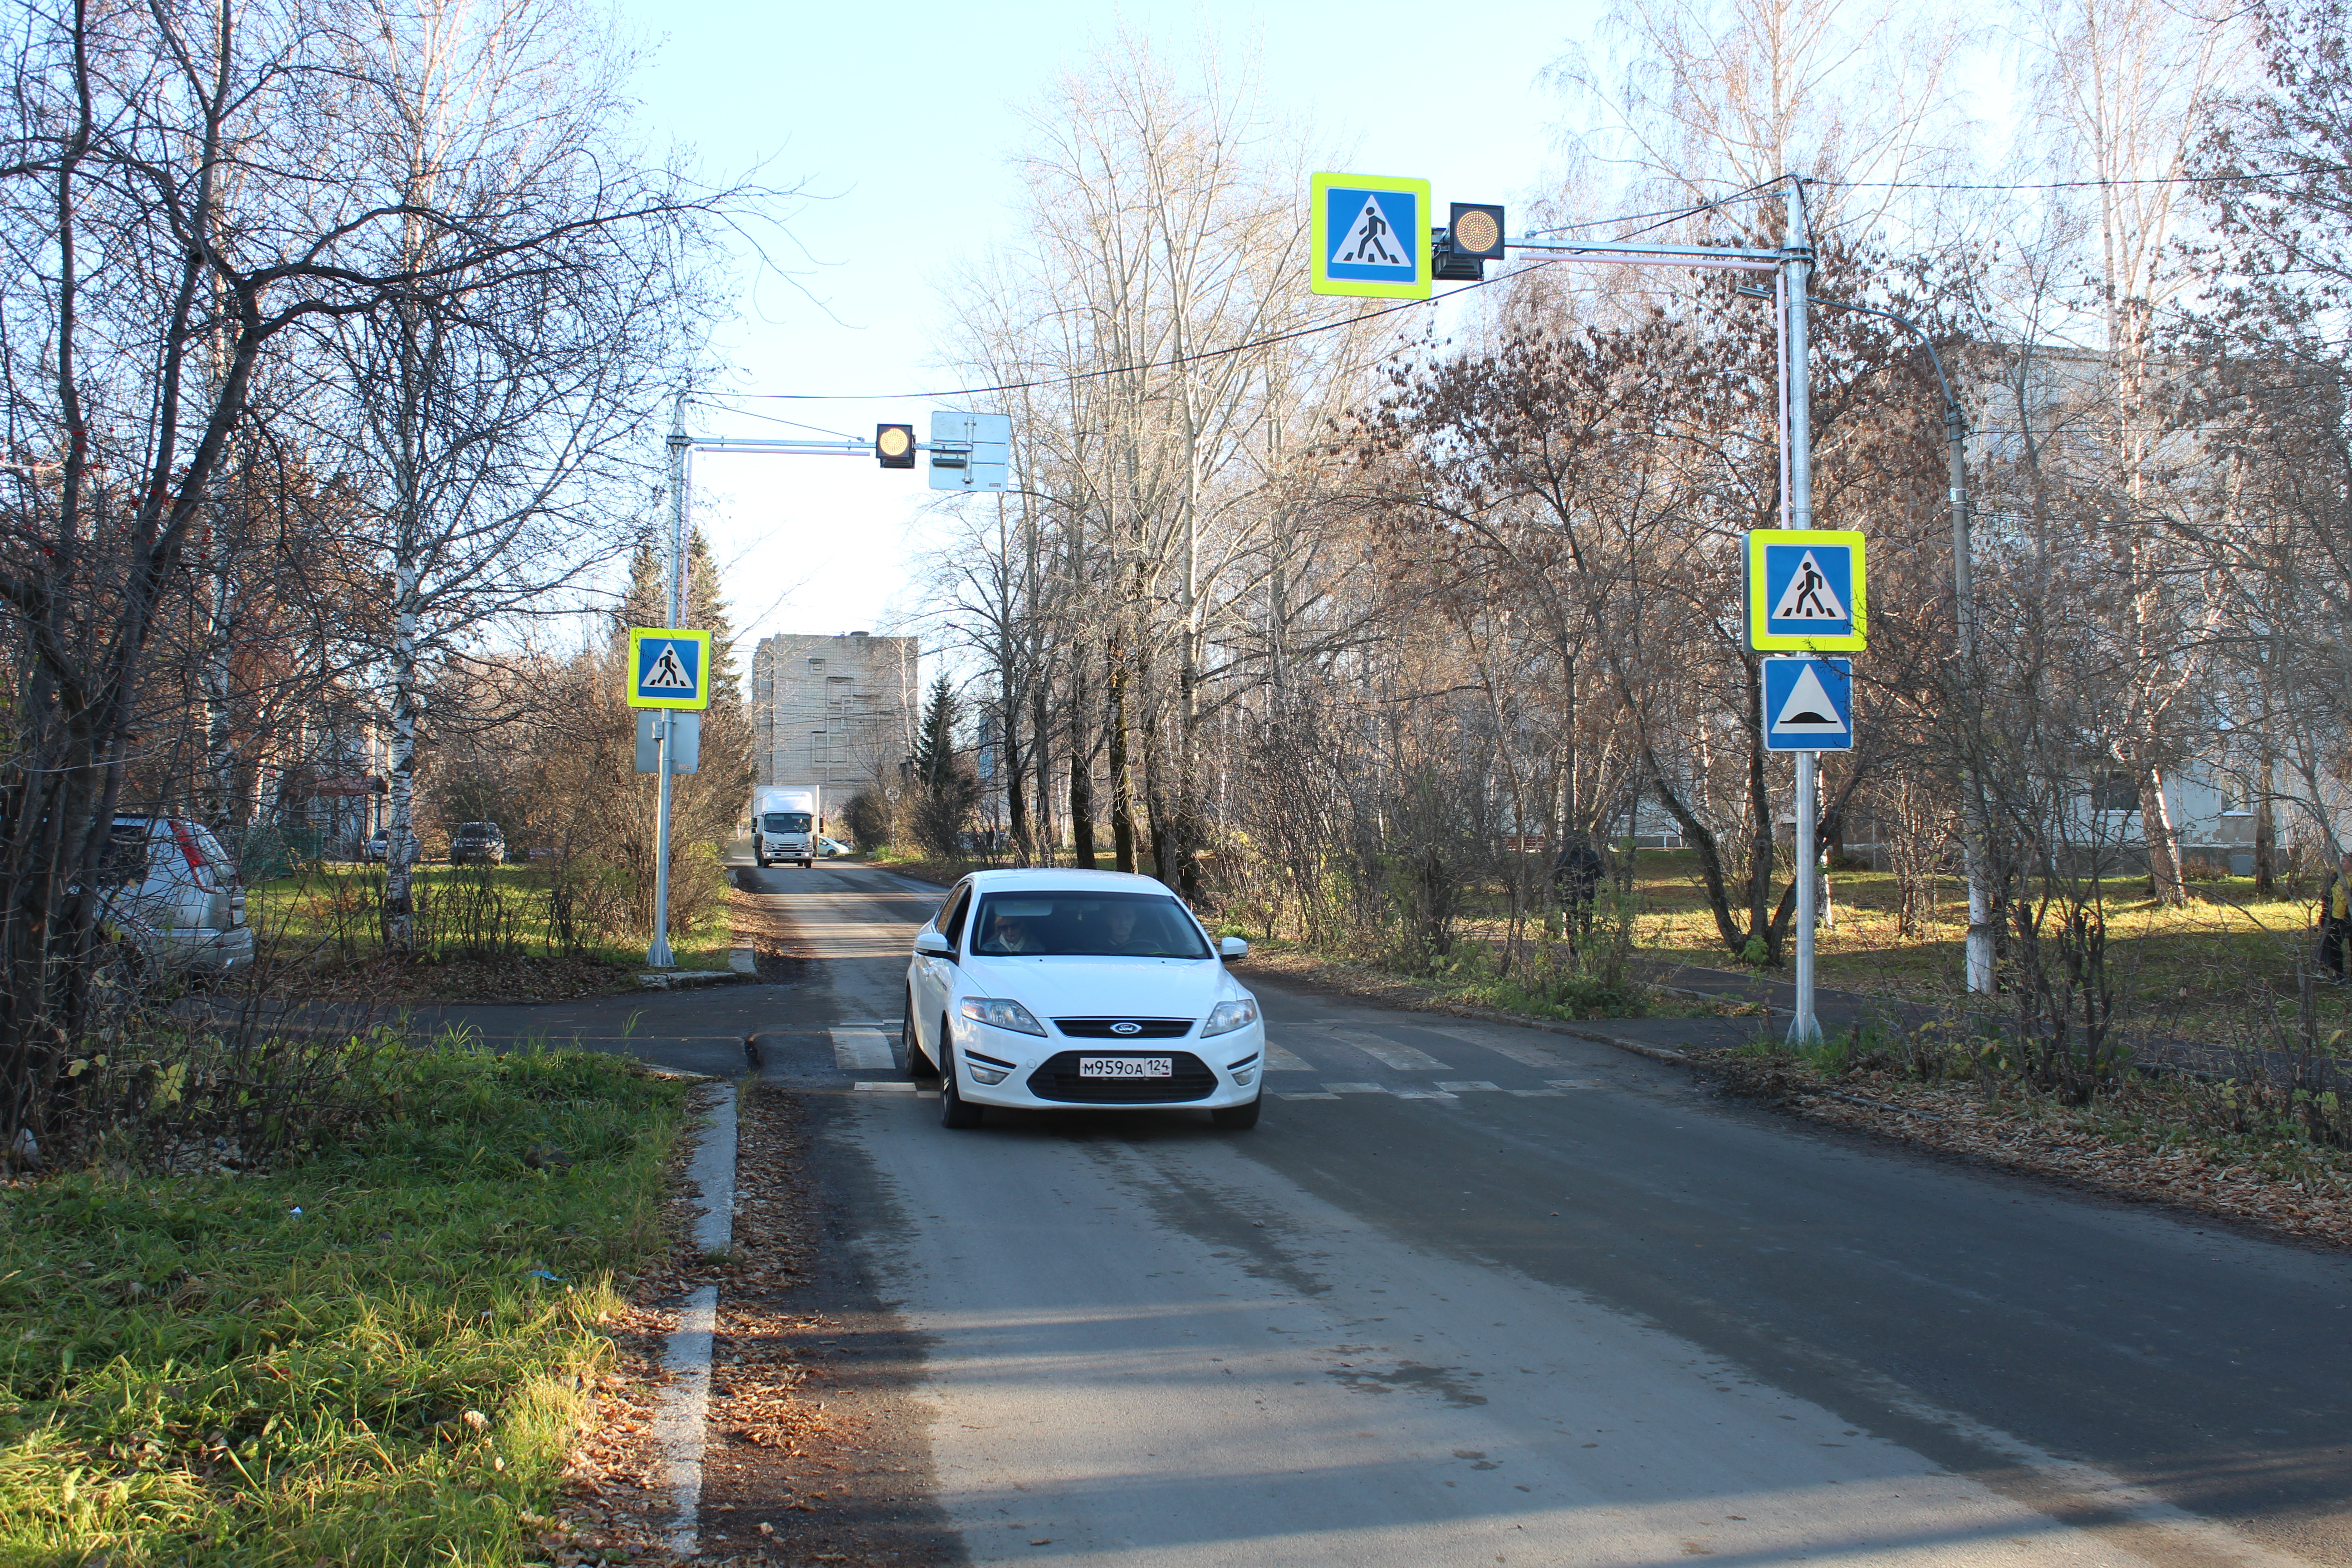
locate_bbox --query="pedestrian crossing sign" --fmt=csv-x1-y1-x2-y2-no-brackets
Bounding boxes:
1311,173,1430,299
628,627,712,710
1747,528,1866,652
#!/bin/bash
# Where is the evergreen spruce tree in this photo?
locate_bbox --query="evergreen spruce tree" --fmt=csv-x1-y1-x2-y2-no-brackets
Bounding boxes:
910,674,979,855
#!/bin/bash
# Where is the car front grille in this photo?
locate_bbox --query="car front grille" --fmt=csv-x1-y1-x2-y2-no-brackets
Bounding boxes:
1026,1050,1219,1103
1052,1017,1194,1039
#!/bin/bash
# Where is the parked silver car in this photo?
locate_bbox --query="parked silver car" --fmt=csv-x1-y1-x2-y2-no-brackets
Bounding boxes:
101,816,253,974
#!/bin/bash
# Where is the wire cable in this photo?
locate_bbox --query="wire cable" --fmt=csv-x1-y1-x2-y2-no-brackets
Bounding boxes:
713,191,1766,403
1808,162,2352,191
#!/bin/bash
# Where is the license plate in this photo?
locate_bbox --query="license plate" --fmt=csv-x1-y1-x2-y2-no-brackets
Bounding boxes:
1078,1056,1171,1078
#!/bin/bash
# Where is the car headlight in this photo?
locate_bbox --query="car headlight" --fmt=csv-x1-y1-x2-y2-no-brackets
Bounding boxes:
1203,998,1259,1037
958,996,1046,1036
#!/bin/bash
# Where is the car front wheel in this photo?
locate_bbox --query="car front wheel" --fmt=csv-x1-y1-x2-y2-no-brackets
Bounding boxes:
940,1032,984,1129
903,996,932,1079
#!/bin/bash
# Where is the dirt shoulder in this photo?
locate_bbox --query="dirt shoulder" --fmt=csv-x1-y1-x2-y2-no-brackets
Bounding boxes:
546,1080,958,1568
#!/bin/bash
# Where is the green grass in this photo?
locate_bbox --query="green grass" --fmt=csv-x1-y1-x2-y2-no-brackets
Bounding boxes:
0,1043,687,1565
1436,850,2352,1038
250,862,736,974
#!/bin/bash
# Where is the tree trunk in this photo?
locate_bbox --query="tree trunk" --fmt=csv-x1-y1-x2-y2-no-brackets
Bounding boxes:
1030,678,1055,867
1108,648,1136,874
384,566,422,949
1069,666,1098,870
2140,766,2186,906
1004,696,1032,866
2254,749,2277,897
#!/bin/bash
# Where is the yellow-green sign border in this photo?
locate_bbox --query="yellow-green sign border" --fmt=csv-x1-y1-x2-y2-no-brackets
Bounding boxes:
1310,172,1432,301
627,626,714,710
1746,529,1867,652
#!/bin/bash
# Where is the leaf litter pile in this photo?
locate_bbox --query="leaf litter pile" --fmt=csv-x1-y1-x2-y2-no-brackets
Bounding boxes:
544,1081,954,1567
1696,1048,2352,1250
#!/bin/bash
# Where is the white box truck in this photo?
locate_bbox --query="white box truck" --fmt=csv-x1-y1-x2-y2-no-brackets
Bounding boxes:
750,786,822,868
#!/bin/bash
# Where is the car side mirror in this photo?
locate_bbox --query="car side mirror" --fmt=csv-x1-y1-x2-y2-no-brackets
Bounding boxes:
1219,936,1250,960
914,931,954,959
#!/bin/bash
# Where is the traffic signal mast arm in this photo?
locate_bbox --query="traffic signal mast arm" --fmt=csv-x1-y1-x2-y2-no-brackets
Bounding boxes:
1500,234,1783,273
685,435,977,460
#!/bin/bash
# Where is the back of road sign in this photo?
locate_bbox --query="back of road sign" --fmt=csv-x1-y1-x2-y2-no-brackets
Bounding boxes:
1311,173,1431,300
628,627,712,710
635,710,701,773
1747,528,1866,652
1761,657,1854,751
930,411,1010,493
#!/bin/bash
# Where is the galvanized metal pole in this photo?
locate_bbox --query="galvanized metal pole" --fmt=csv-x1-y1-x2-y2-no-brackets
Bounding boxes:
1784,181,1821,1047
1950,404,1995,994
648,395,688,969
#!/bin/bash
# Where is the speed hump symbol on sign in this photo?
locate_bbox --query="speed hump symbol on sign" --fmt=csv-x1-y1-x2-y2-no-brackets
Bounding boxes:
627,627,712,711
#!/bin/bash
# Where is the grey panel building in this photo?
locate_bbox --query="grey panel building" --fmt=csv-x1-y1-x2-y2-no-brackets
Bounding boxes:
750,631,918,793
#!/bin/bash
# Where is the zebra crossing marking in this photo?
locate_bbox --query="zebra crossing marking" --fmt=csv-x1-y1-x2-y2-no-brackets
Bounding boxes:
830,1027,894,1070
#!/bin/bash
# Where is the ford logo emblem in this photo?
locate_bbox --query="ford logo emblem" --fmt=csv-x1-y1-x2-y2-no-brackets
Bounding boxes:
1110,1021,1142,1036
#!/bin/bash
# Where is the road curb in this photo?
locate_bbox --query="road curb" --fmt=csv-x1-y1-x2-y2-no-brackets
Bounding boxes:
652,1082,738,1556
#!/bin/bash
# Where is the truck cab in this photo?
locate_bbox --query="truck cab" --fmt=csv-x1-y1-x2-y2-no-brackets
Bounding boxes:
756,808,816,868
751,785,822,868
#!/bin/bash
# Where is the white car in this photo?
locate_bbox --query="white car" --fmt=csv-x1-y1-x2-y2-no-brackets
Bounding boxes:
100,815,253,975
902,868,1263,1130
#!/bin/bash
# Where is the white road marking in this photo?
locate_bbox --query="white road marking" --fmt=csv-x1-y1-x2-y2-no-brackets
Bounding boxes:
1409,1023,1567,1070
653,1084,735,1556
854,1081,921,1093
1276,1092,1339,1101
1434,1080,1502,1093
1312,1024,1452,1071
1323,1082,1387,1094
830,1026,895,1070
1265,1044,1315,1072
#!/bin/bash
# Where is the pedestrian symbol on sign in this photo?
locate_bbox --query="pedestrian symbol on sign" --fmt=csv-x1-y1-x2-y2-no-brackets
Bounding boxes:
1771,549,1848,622
1337,195,1405,266
642,642,694,690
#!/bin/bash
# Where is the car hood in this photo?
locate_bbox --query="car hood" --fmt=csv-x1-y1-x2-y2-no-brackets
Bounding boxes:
957,954,1250,1024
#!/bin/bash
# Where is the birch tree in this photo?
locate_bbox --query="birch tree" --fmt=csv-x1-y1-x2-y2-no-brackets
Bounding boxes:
324,0,715,946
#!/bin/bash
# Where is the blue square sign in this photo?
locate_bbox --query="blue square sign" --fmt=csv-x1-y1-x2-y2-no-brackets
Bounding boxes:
1310,173,1430,300
1762,658,1854,752
627,627,711,710
1746,528,1866,651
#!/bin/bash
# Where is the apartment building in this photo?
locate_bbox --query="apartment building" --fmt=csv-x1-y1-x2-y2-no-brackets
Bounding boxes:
749,631,918,793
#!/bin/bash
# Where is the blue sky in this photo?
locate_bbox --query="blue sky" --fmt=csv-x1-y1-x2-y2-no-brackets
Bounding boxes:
605,0,1601,649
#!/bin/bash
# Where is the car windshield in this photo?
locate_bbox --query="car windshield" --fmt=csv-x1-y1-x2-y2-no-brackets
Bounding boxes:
969,892,1211,959
764,813,811,832
461,823,498,835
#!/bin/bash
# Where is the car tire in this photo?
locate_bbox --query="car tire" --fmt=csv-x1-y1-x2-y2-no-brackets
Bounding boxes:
1210,1094,1262,1131
940,1033,984,1129
903,996,932,1079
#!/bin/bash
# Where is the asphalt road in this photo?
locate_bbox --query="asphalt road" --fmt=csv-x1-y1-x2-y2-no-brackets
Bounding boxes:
739,862,2352,1568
